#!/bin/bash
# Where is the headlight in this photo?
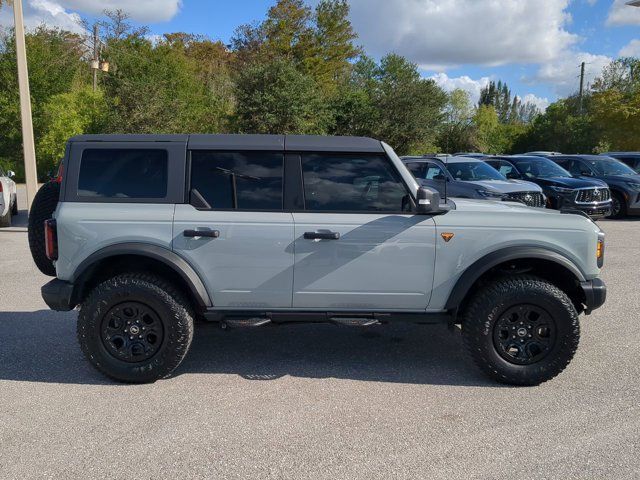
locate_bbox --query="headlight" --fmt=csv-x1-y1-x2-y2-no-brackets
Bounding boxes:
550,186,574,194
476,189,504,198
625,182,640,191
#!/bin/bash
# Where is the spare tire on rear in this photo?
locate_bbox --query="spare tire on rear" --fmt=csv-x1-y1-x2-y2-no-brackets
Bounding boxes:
28,181,60,276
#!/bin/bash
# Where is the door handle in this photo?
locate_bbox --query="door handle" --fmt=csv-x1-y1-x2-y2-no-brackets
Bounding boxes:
184,229,220,238
304,231,340,240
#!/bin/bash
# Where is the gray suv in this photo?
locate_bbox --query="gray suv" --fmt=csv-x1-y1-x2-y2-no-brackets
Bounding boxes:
402,156,546,207
38,134,606,386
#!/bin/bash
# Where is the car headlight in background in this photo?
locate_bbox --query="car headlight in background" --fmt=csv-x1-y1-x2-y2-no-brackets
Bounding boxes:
625,182,640,191
550,186,575,194
476,189,504,199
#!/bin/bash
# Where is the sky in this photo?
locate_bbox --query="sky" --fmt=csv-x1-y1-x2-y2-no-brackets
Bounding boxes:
1,0,639,111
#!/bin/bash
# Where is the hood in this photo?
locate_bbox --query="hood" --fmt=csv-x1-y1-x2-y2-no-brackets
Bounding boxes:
535,176,608,189
465,179,543,194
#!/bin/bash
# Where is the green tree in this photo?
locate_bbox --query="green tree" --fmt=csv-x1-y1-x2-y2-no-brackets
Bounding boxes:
38,87,108,174
374,54,447,154
0,26,87,179
437,88,474,153
234,58,329,134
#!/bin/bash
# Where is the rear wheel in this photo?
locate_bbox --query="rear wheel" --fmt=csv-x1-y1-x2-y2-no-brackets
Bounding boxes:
77,273,195,383
462,275,580,386
11,194,18,215
28,181,60,276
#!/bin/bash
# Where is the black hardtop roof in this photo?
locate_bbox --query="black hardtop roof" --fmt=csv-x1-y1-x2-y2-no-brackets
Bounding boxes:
69,134,384,153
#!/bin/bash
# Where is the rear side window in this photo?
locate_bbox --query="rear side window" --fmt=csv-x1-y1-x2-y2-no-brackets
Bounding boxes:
301,153,410,212
425,163,446,180
405,162,427,179
78,149,168,198
190,151,284,210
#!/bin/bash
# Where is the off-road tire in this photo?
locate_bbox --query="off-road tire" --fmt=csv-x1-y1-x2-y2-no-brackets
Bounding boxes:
11,193,18,215
607,191,627,219
77,273,195,383
462,275,580,386
0,206,11,227
28,181,60,276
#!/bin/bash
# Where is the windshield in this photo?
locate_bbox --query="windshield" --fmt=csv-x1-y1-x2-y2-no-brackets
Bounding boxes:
511,157,571,179
588,157,637,176
446,161,506,181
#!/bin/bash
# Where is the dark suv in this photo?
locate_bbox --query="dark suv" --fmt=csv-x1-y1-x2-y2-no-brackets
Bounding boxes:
485,156,612,219
602,152,640,173
541,154,640,218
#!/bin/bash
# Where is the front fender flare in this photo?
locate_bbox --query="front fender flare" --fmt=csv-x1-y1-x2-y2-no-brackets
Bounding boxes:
444,246,586,312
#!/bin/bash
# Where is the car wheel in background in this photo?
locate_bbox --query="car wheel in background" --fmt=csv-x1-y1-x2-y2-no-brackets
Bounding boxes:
462,275,580,386
28,181,60,276
607,192,627,219
11,194,18,216
0,205,11,227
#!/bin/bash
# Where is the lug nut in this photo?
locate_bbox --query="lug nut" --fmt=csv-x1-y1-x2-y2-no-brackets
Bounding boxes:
129,336,133,340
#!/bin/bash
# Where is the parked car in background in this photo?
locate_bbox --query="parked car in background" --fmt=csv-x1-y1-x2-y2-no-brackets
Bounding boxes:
454,152,488,158
540,154,640,218
525,151,562,156
402,156,546,207
0,167,17,227
602,152,640,173
485,156,612,219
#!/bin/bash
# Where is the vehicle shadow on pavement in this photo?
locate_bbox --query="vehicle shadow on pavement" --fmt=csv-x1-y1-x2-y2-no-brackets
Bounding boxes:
0,311,500,387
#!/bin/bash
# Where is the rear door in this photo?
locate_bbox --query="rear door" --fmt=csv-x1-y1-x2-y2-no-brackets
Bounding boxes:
292,152,436,311
173,150,294,308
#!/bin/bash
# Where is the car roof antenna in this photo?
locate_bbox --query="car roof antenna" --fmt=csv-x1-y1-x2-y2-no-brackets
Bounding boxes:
444,155,448,204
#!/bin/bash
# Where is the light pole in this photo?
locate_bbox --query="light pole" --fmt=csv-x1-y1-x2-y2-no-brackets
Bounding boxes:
12,0,38,210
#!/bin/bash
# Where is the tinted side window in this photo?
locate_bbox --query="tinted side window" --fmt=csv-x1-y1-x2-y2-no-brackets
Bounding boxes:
301,154,410,212
555,159,576,174
190,151,283,210
78,149,168,198
405,162,427,179
425,162,446,180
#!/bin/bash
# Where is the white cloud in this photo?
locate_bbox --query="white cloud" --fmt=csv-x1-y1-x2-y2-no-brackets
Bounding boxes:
430,73,550,111
619,39,640,57
58,0,182,23
347,0,578,69
521,93,550,112
606,0,640,26
0,0,181,32
528,51,612,96
0,0,85,34
428,73,491,104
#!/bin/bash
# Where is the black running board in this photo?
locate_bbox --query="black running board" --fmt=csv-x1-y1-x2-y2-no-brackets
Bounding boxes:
204,310,451,326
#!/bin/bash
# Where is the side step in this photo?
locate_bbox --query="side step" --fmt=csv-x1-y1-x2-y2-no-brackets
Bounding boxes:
223,317,272,328
329,316,380,327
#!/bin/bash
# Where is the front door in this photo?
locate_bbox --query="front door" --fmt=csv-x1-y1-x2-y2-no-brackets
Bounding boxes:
173,150,294,309
292,153,437,310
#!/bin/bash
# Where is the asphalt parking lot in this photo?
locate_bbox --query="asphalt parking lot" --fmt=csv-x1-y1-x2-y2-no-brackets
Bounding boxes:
1,187,639,479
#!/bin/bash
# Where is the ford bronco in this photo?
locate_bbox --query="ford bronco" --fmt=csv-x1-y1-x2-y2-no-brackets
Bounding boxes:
36,134,606,385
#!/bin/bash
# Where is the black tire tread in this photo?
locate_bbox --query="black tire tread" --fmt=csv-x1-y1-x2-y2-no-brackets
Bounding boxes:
462,275,580,386
28,181,60,276
0,206,10,227
77,273,195,383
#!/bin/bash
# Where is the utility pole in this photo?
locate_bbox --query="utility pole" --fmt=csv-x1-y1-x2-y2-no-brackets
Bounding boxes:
12,0,38,210
579,62,586,115
92,24,99,91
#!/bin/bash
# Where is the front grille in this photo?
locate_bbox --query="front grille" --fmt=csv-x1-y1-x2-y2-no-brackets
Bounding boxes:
575,188,611,203
507,191,545,208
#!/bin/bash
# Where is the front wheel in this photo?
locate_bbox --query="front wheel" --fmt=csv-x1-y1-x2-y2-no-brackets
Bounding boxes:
607,192,627,219
462,276,580,386
77,273,195,383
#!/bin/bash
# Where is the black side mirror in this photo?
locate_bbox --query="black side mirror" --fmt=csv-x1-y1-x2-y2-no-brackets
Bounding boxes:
416,186,449,215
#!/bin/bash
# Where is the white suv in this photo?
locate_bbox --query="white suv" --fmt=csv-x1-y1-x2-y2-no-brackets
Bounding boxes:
0,167,17,227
